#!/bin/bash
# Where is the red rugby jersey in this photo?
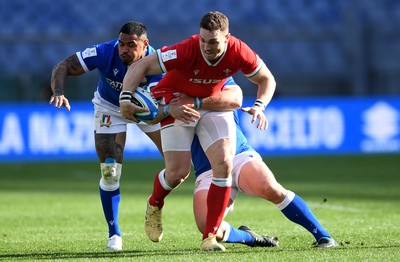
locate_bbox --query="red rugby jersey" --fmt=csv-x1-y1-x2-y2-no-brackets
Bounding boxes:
152,34,263,102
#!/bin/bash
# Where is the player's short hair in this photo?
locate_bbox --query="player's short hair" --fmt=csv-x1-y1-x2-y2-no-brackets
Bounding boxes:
200,11,229,33
119,21,148,39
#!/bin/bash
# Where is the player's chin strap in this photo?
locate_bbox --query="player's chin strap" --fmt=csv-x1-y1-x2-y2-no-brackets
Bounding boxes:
119,90,134,103
99,158,122,191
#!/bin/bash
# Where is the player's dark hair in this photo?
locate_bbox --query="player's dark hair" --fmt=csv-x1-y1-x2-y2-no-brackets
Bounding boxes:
200,11,229,32
119,21,147,38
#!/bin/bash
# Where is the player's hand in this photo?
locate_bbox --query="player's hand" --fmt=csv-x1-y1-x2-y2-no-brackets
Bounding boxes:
168,103,200,124
49,95,71,111
119,101,148,123
241,106,268,130
170,92,195,108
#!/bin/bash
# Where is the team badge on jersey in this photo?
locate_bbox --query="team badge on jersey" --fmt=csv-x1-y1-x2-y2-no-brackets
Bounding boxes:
223,68,232,76
100,114,112,127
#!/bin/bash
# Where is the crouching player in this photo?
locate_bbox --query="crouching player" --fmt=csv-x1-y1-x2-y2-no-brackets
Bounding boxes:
168,77,338,249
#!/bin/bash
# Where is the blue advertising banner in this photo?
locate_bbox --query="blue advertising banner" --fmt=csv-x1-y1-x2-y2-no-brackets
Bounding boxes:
0,97,399,162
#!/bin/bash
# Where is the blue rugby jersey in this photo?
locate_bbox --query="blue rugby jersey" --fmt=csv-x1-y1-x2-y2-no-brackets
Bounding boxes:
191,77,254,177
76,39,163,110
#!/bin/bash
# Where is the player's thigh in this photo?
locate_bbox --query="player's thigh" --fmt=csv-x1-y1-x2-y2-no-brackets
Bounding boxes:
238,157,287,202
94,104,129,162
161,125,194,179
197,111,236,176
196,111,236,153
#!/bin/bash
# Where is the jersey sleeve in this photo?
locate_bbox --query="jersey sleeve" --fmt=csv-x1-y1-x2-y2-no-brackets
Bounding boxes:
236,40,264,78
76,40,113,72
145,45,165,89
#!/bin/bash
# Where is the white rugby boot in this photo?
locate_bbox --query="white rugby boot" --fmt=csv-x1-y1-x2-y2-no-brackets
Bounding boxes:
106,234,122,251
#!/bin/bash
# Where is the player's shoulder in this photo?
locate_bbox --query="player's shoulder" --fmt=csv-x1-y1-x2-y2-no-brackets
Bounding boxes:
97,38,118,50
228,35,250,50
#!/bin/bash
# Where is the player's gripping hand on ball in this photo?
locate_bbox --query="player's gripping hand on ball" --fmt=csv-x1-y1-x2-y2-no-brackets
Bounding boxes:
119,90,149,122
49,95,71,111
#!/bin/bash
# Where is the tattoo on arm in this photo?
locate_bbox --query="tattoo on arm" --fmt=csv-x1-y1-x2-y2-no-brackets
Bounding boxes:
51,54,85,96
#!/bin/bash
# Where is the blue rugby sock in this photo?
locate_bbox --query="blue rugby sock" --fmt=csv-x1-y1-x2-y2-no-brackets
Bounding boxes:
100,187,121,237
279,191,330,241
223,222,255,246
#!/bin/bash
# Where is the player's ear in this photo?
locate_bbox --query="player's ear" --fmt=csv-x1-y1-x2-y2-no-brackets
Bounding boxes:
225,33,230,43
143,39,149,49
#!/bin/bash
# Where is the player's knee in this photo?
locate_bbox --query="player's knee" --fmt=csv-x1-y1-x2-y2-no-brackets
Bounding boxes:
166,166,190,186
99,159,122,191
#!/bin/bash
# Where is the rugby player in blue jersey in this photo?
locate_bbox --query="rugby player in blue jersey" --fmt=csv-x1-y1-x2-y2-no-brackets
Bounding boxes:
168,77,338,249
49,21,164,251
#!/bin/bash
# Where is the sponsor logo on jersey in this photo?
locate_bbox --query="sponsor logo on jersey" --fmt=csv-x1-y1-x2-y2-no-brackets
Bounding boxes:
106,78,123,91
188,78,223,84
113,68,119,76
161,50,177,62
82,47,97,59
100,114,112,127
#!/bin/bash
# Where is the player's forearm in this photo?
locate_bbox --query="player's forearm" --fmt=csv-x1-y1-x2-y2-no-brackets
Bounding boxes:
122,64,143,93
195,85,243,111
51,61,69,96
201,93,242,110
251,64,276,109
51,55,85,96
122,53,162,93
256,77,276,107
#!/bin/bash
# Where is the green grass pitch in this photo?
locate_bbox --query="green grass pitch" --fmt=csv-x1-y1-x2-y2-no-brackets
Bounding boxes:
0,154,399,261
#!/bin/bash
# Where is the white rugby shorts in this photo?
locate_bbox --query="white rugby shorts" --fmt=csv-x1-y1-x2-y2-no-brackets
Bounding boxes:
93,103,160,134
194,150,262,198
161,110,236,152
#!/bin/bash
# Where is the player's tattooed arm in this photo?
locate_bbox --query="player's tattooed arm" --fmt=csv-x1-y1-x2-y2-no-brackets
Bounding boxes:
50,54,85,111
51,54,85,96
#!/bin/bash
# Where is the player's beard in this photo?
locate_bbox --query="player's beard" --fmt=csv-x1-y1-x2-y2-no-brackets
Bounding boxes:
120,54,132,65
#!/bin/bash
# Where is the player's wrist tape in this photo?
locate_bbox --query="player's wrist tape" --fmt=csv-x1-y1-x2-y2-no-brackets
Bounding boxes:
253,99,266,111
194,97,203,109
163,104,170,116
119,91,134,103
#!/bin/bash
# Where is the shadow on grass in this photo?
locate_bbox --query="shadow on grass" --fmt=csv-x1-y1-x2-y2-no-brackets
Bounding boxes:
1,244,400,260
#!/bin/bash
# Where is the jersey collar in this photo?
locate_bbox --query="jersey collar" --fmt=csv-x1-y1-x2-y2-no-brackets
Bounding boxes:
200,42,228,66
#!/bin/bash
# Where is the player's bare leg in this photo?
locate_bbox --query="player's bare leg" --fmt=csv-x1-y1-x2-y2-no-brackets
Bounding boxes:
145,151,191,242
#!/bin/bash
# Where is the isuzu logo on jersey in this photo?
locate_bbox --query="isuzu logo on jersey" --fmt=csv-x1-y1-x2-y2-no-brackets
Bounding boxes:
188,78,223,84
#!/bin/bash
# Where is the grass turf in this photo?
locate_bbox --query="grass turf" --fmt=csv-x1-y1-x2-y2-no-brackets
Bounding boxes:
0,154,399,261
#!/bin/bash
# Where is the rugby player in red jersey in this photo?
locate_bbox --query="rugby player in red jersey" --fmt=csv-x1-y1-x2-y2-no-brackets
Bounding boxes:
120,11,276,251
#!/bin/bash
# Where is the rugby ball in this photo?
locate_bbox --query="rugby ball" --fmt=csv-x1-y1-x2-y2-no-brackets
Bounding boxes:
131,87,159,121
